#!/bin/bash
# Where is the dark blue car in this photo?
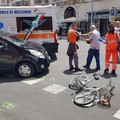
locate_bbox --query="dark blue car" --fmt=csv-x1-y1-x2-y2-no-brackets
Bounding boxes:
0,31,50,78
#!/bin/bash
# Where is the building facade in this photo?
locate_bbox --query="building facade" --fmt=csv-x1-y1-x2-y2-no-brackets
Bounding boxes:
0,0,52,6
53,0,120,35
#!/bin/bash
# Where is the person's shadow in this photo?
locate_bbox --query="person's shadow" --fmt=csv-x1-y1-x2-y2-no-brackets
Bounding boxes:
0,69,49,84
84,68,99,74
63,68,99,75
63,69,84,75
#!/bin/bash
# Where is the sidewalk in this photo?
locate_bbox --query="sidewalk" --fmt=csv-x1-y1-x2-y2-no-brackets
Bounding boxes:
58,36,105,41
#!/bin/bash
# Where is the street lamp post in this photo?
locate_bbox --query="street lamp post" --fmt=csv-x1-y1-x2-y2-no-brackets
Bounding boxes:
7,0,11,6
91,0,93,25
22,0,25,5
30,0,35,5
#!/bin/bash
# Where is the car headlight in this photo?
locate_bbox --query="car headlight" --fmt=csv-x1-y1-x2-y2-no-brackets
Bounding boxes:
29,50,45,59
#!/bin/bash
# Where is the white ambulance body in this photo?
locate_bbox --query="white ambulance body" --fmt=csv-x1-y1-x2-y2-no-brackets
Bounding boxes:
0,5,58,54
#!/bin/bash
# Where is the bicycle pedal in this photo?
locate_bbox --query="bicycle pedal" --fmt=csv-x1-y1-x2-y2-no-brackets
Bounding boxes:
111,93,115,97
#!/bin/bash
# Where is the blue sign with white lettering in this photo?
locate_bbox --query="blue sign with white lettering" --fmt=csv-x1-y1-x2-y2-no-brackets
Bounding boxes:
0,10,31,15
111,9,115,16
0,22,4,29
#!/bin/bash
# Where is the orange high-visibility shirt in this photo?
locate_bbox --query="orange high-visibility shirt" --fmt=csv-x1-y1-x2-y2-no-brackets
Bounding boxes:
68,30,77,43
105,32,118,51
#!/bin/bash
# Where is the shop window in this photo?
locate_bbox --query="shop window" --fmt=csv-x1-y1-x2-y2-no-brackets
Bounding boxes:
36,0,48,3
64,7,76,19
15,1,27,6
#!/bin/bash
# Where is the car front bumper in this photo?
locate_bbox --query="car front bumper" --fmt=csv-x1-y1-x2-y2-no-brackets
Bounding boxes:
35,58,50,73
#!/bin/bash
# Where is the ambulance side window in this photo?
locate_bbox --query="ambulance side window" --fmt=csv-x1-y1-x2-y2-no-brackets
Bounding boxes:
16,17,53,32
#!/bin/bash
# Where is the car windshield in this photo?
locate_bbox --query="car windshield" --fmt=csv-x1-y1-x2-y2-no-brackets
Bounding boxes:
4,35,25,46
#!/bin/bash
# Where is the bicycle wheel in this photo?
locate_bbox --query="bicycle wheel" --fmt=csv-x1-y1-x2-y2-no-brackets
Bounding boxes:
69,75,87,90
69,80,80,90
73,91,95,106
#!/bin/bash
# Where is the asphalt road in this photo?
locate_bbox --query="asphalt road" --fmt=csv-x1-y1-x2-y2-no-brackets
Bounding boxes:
0,39,120,120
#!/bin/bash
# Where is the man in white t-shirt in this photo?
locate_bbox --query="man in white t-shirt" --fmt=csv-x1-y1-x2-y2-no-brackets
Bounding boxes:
83,25,100,70
115,21,120,61
115,21,120,32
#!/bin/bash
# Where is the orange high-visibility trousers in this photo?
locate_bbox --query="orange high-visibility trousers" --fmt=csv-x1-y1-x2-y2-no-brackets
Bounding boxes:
105,49,118,70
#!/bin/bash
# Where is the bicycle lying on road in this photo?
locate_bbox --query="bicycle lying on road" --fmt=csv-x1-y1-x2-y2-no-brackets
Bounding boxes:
69,72,115,107
69,72,99,92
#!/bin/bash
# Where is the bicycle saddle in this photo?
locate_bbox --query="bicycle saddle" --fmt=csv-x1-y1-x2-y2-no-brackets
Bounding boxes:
93,74,99,80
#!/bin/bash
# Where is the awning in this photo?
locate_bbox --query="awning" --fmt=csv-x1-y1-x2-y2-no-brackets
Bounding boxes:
60,17,78,23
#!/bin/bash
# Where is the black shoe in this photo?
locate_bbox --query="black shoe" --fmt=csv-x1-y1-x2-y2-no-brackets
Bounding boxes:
96,67,100,71
111,70,116,75
83,65,89,69
69,67,75,70
118,59,120,63
104,69,109,73
75,68,83,72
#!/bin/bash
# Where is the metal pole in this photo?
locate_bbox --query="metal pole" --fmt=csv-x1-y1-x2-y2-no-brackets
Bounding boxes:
30,0,35,5
91,0,93,25
7,0,10,6
22,0,24,5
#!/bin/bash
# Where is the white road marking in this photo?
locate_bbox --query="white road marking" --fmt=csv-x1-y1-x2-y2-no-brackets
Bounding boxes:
22,77,45,85
114,109,120,119
51,62,56,65
49,78,55,82
59,67,63,70
43,84,67,94
52,78,55,82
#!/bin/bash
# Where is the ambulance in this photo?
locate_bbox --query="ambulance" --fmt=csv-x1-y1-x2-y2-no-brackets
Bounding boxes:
0,4,59,54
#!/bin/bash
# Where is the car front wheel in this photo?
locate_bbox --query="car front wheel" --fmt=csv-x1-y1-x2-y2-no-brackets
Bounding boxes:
17,62,35,78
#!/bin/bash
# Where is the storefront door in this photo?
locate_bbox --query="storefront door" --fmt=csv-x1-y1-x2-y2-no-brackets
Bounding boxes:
100,19,109,36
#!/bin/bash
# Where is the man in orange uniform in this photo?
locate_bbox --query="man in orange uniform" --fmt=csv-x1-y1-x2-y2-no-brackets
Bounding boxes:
67,23,90,71
104,23,120,75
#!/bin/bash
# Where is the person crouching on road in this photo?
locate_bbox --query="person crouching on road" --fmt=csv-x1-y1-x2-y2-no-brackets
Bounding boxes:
83,25,101,70
67,22,90,71
103,23,120,75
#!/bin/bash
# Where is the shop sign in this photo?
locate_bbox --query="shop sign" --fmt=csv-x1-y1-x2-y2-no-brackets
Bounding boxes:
94,14,109,19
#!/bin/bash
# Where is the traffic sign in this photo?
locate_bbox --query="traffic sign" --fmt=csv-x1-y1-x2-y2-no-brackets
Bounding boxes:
111,9,115,16
109,7,117,22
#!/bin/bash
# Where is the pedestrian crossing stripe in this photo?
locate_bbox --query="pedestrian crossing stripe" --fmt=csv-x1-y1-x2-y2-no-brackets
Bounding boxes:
22,77,45,85
43,84,67,94
114,109,120,119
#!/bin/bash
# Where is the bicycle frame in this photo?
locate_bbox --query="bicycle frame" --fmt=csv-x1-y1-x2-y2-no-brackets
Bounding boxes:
84,72,115,104
90,80,115,100
74,73,99,92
